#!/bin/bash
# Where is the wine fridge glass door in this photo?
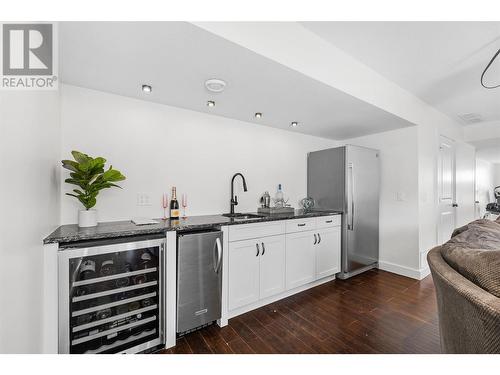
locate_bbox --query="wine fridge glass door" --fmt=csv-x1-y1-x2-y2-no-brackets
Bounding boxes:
58,238,165,354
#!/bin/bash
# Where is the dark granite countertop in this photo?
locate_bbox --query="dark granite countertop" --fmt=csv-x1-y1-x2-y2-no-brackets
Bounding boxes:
43,209,342,245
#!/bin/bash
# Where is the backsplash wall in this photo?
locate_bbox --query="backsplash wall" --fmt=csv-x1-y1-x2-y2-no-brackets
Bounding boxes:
60,84,338,223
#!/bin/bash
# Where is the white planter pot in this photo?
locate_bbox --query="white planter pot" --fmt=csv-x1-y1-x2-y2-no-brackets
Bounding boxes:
78,209,98,228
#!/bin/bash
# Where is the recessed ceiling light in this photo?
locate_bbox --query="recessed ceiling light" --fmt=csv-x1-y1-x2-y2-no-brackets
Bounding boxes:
290,121,298,127
205,79,227,93
207,100,216,107
141,84,152,93
255,112,262,118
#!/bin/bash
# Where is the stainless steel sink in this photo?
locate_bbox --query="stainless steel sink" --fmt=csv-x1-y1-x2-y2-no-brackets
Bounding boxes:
222,213,265,220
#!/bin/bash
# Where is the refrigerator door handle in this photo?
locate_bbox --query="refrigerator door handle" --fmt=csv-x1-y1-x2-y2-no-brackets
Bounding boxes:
348,162,354,231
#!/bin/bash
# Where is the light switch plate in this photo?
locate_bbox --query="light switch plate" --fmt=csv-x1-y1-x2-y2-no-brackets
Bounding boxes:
136,192,152,206
396,192,407,202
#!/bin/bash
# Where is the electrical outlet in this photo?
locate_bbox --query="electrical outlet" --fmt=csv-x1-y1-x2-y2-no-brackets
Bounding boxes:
137,192,152,206
396,192,407,202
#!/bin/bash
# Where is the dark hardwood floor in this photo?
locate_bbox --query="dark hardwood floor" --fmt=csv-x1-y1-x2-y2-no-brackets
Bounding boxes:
159,269,440,354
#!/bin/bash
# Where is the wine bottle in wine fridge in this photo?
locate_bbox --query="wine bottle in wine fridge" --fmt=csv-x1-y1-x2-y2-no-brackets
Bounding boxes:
79,259,97,280
170,187,180,220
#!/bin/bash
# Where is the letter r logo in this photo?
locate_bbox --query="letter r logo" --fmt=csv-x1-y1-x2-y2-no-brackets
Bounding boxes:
2,24,53,75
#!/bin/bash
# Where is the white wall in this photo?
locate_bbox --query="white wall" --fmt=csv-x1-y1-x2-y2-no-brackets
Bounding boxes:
195,22,467,278
494,163,500,188
60,84,338,223
344,127,421,277
0,90,60,353
476,158,496,218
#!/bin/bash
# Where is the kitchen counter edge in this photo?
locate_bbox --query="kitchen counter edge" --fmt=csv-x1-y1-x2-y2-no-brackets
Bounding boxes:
43,210,342,246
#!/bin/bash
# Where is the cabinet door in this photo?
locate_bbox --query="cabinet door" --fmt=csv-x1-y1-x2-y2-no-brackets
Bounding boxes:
228,239,260,311
285,231,316,290
315,227,341,279
259,235,286,299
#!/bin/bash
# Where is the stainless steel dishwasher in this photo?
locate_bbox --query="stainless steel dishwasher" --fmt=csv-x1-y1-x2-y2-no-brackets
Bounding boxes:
176,230,223,334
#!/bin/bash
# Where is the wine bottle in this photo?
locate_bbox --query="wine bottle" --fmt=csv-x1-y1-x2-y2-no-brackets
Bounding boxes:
170,187,180,220
95,308,112,320
275,184,284,208
100,258,116,276
115,262,131,288
79,259,97,280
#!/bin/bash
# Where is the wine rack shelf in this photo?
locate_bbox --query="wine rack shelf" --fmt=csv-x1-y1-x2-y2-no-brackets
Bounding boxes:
72,315,157,346
72,292,157,317
85,329,157,354
73,267,157,287
73,304,158,332
72,280,158,302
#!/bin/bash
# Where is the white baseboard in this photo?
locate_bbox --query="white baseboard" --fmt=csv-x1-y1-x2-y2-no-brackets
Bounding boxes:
378,260,429,280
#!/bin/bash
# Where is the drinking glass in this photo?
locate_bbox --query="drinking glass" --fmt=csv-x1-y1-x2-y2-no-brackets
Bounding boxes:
162,193,168,220
182,193,187,219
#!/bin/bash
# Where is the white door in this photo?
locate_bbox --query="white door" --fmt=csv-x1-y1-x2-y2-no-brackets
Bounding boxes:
455,141,476,227
315,227,341,279
438,136,456,244
228,238,260,310
285,231,316,290
259,235,286,299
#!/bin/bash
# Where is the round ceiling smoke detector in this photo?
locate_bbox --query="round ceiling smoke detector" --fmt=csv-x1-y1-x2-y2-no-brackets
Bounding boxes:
205,79,227,93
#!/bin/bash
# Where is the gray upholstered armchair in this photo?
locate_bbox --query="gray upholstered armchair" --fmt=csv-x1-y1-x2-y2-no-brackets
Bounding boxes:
428,219,500,353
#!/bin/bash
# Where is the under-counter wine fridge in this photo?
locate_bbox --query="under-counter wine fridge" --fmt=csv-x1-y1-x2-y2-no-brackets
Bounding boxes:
58,235,165,354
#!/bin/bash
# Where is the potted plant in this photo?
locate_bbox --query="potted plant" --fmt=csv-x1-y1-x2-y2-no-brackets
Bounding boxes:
62,151,126,227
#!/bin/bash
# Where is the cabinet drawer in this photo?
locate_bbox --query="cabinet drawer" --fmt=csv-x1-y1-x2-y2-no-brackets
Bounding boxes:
228,221,285,242
285,218,316,233
315,215,341,229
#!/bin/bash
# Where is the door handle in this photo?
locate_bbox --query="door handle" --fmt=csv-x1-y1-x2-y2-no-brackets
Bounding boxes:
256,243,260,257
261,242,265,255
313,233,317,245
348,162,354,231
215,237,222,273
213,239,218,273
317,233,321,244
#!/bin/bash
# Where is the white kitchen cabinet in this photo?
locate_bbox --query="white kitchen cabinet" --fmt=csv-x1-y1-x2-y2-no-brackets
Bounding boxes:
315,227,341,279
228,235,285,310
259,235,286,299
285,231,316,289
228,238,260,310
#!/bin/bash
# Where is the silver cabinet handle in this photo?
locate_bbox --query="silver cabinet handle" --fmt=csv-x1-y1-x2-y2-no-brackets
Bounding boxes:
298,223,306,227
256,243,260,257
325,220,333,223
215,237,222,273
317,233,321,244
261,242,265,255
313,233,317,245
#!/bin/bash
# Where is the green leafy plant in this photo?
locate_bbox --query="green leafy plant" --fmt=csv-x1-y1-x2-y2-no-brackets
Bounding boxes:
62,151,126,210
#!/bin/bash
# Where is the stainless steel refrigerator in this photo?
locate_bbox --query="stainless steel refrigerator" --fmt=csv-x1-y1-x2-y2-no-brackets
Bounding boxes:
177,230,222,334
307,145,380,279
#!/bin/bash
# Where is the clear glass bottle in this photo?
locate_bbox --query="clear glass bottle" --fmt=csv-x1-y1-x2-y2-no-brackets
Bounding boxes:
275,184,284,208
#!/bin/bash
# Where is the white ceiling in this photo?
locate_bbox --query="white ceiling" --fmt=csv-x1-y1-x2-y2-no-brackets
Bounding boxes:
59,22,414,140
302,22,500,127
